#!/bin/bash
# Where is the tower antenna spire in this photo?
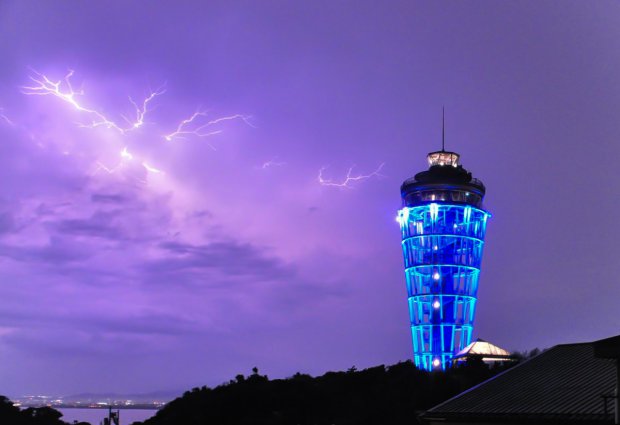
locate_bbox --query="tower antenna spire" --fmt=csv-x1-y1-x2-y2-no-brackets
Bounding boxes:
442,106,445,152
398,108,490,371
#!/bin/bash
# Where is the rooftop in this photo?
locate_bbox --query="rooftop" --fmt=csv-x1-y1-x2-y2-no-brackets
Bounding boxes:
421,336,619,424
453,338,513,361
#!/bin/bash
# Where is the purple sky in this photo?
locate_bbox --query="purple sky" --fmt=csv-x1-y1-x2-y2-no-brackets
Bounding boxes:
0,1,619,396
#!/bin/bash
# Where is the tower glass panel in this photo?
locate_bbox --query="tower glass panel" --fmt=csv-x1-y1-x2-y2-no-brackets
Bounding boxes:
398,151,490,371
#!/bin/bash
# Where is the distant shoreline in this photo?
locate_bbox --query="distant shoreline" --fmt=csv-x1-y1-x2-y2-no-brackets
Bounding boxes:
37,405,160,410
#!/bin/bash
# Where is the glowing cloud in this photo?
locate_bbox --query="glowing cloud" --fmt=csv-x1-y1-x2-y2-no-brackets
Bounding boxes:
94,147,135,175
19,69,254,182
120,147,133,160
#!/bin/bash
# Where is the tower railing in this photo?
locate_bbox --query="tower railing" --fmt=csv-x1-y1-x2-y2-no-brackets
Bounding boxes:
398,203,490,370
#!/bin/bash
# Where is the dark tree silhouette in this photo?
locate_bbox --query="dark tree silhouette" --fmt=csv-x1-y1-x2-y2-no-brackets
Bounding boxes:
136,360,518,425
0,396,84,425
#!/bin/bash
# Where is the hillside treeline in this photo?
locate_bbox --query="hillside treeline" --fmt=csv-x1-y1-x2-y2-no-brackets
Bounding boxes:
136,357,518,425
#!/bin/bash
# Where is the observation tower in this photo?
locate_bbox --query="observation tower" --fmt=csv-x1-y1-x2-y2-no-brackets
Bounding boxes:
397,143,490,371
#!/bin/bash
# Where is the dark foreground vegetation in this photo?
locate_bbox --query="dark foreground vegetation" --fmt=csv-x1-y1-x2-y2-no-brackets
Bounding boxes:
1,352,538,425
137,357,522,425
0,396,88,425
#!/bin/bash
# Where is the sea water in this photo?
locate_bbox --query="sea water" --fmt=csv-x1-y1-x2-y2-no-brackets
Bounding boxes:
58,408,157,425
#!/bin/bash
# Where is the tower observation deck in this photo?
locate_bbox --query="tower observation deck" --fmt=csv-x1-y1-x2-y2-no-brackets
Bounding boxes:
397,150,490,371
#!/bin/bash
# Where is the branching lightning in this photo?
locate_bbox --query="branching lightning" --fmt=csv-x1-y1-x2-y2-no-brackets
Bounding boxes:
22,70,171,180
94,147,163,178
207,114,255,128
164,112,214,141
123,85,166,131
22,69,125,132
163,111,254,149
22,69,164,133
19,68,253,184
318,162,385,188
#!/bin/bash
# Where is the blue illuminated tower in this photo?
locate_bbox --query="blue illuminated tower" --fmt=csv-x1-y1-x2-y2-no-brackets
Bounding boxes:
397,149,490,371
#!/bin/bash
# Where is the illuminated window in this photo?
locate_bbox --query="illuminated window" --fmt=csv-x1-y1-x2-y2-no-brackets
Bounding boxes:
399,203,490,371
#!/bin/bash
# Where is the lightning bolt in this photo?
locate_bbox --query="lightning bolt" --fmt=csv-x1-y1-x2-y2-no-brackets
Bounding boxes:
318,163,385,188
94,147,163,178
94,147,134,175
19,69,252,183
142,162,163,174
120,147,133,160
163,111,254,149
123,85,166,131
0,108,14,126
22,70,164,133
94,161,121,175
261,158,286,169
206,114,255,128
22,69,125,132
